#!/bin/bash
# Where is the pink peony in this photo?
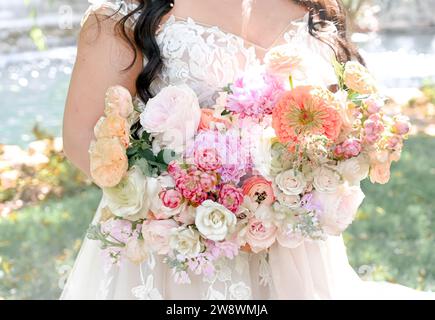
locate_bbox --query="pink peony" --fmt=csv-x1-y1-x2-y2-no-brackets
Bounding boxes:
194,148,222,171
142,219,178,255
160,189,183,209
242,176,275,205
199,172,218,193
245,219,277,253
175,169,208,205
218,185,244,213
226,70,285,120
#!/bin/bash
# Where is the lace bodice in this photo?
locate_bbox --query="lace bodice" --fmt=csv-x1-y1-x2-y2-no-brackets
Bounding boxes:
84,0,339,107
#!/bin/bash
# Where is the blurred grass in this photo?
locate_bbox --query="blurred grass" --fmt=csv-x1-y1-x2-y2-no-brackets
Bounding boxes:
0,135,434,299
345,135,435,291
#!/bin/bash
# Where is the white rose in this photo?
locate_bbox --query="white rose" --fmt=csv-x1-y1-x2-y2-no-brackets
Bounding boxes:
195,200,237,241
274,184,301,209
275,170,307,196
313,166,341,193
103,167,149,221
229,282,252,300
169,226,202,258
125,238,148,264
313,183,365,236
140,85,201,152
337,155,369,186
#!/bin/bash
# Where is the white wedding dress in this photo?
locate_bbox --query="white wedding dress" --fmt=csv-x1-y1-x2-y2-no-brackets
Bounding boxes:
61,1,433,300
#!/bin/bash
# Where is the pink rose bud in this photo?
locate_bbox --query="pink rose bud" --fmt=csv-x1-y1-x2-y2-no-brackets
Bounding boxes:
365,99,382,114
160,189,183,209
392,116,410,135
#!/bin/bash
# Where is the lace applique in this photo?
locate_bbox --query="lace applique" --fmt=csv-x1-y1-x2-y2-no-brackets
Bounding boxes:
132,254,164,300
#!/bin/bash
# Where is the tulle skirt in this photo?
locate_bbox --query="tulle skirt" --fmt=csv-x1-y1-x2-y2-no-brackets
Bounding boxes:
60,200,433,300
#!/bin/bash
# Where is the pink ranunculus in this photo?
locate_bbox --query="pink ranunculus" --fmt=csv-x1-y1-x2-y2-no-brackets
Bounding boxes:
167,161,183,179
363,114,384,145
218,184,244,213
160,189,183,209
199,172,218,193
341,138,362,159
175,169,208,205
194,148,222,171
141,219,178,255
242,176,275,206
392,116,411,136
245,219,277,253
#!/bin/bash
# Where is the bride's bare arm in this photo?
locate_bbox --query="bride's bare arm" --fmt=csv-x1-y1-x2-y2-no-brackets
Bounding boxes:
63,14,142,177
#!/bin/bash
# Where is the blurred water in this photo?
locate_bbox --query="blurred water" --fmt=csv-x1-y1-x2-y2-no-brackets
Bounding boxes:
0,8,434,146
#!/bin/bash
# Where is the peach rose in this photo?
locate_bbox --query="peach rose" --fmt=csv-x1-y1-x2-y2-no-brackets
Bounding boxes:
105,85,134,118
89,137,128,188
142,219,178,255
264,44,303,79
94,114,130,148
343,61,377,94
198,108,231,131
369,161,391,184
242,176,275,205
245,218,277,253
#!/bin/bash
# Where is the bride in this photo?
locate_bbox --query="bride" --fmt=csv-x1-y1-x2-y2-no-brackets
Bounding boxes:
61,0,433,300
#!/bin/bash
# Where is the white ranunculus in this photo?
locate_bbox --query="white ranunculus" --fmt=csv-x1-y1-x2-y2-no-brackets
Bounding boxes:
140,85,201,152
195,200,237,241
313,183,365,236
169,226,202,258
103,167,149,221
337,155,370,186
313,166,341,193
275,170,307,196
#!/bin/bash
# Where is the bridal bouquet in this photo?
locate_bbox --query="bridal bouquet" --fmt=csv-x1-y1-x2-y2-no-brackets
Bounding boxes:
87,51,410,282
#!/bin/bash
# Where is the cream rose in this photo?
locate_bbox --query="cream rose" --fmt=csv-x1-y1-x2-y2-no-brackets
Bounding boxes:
140,85,201,152
313,166,341,193
337,155,370,186
103,166,149,221
125,238,148,264
245,218,277,253
275,170,307,196
142,220,178,255
313,183,365,236
89,137,128,188
195,200,237,241
169,226,202,257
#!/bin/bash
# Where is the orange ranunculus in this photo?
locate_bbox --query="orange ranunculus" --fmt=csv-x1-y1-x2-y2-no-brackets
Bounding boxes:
198,108,231,131
272,86,342,149
242,176,275,206
89,137,128,188
94,114,130,148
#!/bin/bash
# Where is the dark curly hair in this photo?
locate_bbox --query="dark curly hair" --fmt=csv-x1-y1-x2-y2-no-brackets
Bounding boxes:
114,0,364,104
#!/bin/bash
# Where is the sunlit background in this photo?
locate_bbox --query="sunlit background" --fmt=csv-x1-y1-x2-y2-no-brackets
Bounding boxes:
0,0,434,299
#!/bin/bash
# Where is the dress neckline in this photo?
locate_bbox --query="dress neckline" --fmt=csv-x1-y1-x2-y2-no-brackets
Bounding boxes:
159,13,309,61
